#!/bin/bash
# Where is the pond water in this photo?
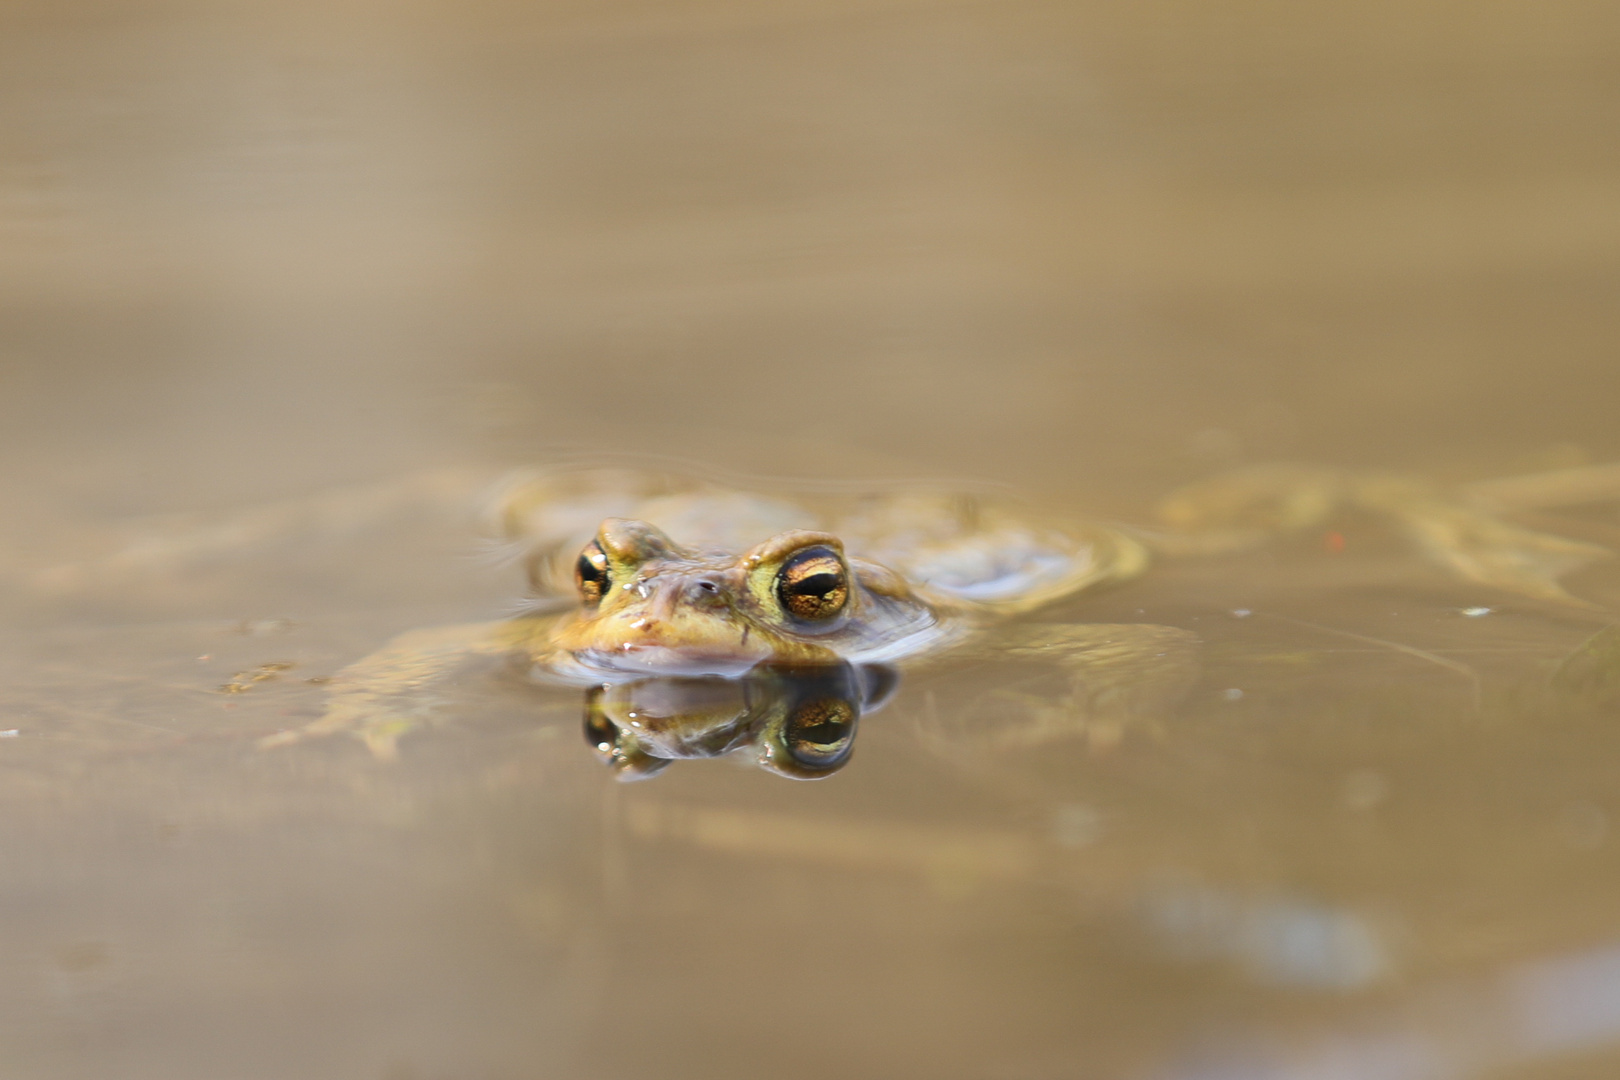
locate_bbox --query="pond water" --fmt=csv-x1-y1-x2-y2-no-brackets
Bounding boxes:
5,2,1620,1078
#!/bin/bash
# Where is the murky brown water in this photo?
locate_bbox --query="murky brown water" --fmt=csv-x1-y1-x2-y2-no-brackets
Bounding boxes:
6,2,1620,1077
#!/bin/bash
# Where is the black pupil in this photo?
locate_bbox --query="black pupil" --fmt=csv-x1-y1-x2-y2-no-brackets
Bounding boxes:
787,571,840,597
578,545,609,600
785,697,856,767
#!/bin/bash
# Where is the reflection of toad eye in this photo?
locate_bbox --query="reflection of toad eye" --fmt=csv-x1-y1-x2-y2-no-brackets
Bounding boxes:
583,687,617,756
775,546,849,621
783,695,856,770
576,540,611,605
582,687,671,781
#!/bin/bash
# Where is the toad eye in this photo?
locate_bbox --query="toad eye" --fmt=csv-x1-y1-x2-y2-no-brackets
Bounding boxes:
575,540,611,606
775,546,849,622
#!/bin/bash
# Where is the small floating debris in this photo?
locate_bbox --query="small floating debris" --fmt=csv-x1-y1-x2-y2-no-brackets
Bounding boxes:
1221,688,1245,702
0,729,19,738
1230,608,1253,619
1460,606,1494,618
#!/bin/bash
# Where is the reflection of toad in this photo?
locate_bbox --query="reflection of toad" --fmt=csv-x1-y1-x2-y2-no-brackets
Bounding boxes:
585,663,898,780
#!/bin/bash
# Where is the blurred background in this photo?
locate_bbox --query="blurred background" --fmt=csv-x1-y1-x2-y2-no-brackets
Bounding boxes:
5,0,1620,520
5,2,1620,1078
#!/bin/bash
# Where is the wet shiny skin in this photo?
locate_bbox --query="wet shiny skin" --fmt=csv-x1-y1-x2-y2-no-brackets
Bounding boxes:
546,520,941,676
492,466,1162,683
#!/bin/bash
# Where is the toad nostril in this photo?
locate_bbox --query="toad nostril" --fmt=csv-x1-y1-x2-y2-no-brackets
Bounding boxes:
697,580,719,593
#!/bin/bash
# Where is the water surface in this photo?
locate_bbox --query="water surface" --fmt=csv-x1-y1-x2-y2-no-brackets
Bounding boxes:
4,2,1620,1077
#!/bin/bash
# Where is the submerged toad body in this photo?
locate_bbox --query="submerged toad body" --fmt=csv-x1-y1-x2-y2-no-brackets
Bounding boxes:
286,467,1191,769
279,462,1615,771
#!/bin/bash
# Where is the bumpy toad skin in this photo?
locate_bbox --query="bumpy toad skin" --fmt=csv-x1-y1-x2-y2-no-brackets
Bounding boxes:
497,468,1158,684
545,518,950,678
